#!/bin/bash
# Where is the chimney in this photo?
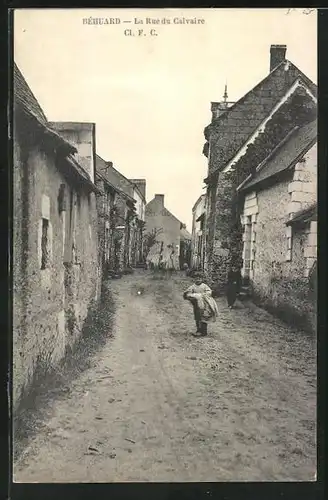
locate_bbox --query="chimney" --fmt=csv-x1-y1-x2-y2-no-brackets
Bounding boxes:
130,179,146,199
270,44,287,72
154,194,164,206
48,121,96,183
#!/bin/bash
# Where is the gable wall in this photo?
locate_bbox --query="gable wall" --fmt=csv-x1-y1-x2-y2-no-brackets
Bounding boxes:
207,64,310,177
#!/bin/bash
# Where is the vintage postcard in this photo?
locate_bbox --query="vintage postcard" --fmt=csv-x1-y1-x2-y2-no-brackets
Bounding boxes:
12,8,317,482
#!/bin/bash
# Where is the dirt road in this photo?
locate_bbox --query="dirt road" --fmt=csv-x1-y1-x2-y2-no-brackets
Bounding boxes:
14,271,316,482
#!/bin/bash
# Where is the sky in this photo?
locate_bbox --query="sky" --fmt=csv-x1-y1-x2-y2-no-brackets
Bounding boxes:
14,8,317,232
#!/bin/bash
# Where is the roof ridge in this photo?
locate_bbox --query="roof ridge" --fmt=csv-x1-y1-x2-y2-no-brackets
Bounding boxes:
162,206,183,225
209,60,316,130
239,123,317,192
14,62,48,123
287,61,317,94
96,154,136,201
254,118,317,177
209,76,317,182
254,125,300,175
106,161,134,187
209,60,286,127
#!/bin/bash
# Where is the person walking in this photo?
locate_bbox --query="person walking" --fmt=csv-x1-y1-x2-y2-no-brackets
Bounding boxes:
183,273,219,337
226,264,242,309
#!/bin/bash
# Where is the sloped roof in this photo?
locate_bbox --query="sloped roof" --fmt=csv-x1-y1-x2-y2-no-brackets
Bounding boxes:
96,168,133,201
14,63,102,193
211,62,316,128
180,226,192,241
65,155,100,193
145,198,182,225
96,154,135,198
162,207,181,225
14,63,48,123
14,63,77,156
240,119,317,192
96,154,135,202
129,179,146,203
192,193,206,212
205,60,317,176
286,202,317,226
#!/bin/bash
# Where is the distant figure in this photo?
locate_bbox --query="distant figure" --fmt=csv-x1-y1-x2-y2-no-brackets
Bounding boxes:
183,273,219,337
182,262,189,274
227,264,242,309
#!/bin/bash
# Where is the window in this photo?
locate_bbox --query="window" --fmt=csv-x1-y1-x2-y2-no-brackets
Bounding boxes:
41,218,49,270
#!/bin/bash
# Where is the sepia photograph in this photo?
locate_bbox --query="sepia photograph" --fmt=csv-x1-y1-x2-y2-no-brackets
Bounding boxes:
12,8,317,482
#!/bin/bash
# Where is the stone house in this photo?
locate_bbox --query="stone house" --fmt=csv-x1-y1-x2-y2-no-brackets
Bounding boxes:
191,194,206,270
202,44,317,292
129,179,147,266
13,64,100,409
96,156,146,272
96,154,135,274
237,119,317,332
145,194,184,270
95,168,121,277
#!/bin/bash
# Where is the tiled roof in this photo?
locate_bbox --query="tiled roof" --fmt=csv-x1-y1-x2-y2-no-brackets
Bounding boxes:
180,227,192,240
14,63,102,193
205,61,317,176
96,155,135,202
65,155,100,194
286,202,317,226
14,63,77,156
145,198,181,225
14,63,48,123
162,207,181,225
239,119,317,192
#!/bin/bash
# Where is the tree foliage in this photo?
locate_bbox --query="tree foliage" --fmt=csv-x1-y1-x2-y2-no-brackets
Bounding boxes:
143,227,163,259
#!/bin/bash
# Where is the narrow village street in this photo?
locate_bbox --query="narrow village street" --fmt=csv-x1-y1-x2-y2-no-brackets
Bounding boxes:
14,271,316,483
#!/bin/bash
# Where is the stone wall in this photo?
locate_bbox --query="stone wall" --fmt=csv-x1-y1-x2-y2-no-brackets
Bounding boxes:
203,82,316,293
252,179,292,285
131,186,146,265
191,195,205,269
240,191,259,280
49,122,96,183
13,121,27,407
240,158,317,332
114,195,128,271
205,64,316,176
286,142,317,262
95,176,119,275
13,131,100,410
204,171,242,292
